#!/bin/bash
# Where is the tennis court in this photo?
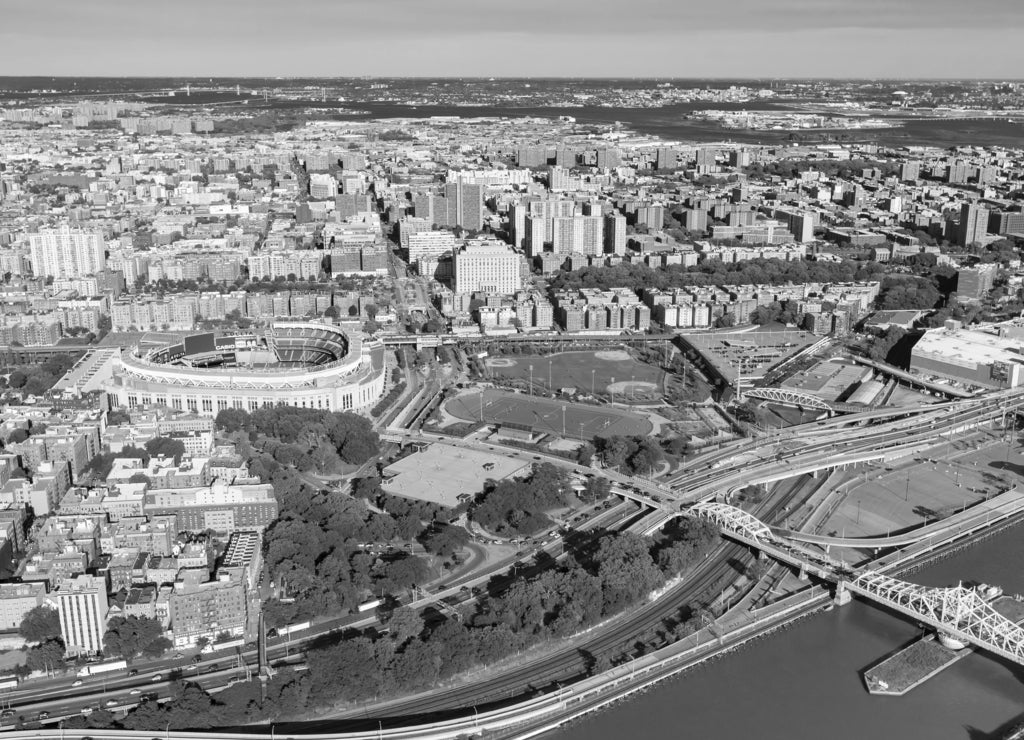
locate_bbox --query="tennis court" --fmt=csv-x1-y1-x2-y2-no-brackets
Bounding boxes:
446,388,652,440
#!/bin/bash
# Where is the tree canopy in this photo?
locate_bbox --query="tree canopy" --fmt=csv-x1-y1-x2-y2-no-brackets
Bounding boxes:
19,605,61,643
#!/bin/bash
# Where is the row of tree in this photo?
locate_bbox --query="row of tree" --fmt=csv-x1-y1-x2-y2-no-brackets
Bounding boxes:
215,407,379,467
549,258,887,295
301,523,720,710
50,518,721,731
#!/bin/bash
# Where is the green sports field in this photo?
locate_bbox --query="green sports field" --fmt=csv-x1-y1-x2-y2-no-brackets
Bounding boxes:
446,388,653,440
484,350,664,401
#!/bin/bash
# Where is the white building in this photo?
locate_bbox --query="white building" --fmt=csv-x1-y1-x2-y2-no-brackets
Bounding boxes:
552,216,604,255
56,574,108,657
453,238,522,295
29,225,106,278
407,231,456,263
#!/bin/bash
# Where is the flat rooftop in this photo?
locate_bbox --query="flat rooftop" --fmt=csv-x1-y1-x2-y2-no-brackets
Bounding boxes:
914,328,1024,369
782,359,872,401
382,443,531,508
684,329,819,379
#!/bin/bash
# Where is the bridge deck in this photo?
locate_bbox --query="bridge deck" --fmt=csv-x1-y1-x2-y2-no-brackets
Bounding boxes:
776,488,1024,549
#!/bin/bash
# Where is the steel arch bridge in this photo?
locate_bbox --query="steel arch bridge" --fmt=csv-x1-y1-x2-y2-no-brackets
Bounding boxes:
744,388,834,412
689,502,774,541
850,571,1024,665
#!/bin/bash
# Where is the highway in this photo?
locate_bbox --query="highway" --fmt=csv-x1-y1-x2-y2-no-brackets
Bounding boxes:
9,382,1023,732
1,492,648,727
277,474,803,732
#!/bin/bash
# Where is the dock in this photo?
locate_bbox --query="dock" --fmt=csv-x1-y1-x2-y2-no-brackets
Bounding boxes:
864,595,1024,696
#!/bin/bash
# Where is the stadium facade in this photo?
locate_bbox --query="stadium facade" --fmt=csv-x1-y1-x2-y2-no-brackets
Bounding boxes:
106,321,386,416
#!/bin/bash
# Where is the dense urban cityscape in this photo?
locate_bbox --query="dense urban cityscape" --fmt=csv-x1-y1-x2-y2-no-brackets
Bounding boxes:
0,69,1023,740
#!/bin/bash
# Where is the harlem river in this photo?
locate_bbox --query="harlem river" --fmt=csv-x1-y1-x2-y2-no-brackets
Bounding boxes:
553,528,1024,740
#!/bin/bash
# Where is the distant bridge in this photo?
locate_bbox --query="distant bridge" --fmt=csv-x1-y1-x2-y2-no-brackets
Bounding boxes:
743,387,871,414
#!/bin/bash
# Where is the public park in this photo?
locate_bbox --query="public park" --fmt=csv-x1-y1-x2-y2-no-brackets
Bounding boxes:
483,349,666,403
444,387,654,440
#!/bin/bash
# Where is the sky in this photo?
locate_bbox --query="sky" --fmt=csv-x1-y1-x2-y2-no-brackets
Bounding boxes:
2,0,1022,79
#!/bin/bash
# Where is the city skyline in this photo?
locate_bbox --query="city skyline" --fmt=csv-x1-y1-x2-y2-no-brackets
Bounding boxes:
3,0,1023,79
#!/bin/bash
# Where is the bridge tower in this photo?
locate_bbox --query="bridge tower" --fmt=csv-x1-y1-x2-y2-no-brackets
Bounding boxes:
833,580,852,606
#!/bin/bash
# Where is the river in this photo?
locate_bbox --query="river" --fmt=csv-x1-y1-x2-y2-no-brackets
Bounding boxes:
552,528,1024,740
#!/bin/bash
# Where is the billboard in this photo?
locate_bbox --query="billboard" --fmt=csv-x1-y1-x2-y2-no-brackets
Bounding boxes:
183,332,217,356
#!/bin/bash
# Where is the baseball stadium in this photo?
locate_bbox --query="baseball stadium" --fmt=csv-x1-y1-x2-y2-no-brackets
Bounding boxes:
106,321,386,416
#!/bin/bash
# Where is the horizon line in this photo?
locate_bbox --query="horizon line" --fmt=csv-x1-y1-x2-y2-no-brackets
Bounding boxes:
2,75,1024,82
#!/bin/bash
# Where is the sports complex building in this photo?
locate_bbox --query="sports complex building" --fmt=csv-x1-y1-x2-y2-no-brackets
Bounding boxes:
105,321,386,415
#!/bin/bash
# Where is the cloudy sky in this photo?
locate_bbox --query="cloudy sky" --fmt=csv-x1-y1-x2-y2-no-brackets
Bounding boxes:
2,0,1021,78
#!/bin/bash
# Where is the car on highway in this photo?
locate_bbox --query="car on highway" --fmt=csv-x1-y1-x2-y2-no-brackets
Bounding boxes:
1,710,14,719
128,669,138,677
72,679,84,687
152,673,163,682
129,689,141,696
105,699,118,707
205,663,219,673
36,712,48,720
174,653,184,659
80,707,94,716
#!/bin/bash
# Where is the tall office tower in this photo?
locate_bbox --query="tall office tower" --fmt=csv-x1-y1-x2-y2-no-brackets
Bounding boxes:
517,147,548,167
551,216,604,255
340,152,366,170
510,203,528,248
578,216,604,255
525,198,575,242
453,238,522,294
549,166,571,192
683,208,708,232
655,147,678,171
524,214,547,257
29,225,106,278
958,203,989,247
336,193,373,220
729,149,752,168
695,148,717,168
956,264,997,300
56,575,109,656
786,211,814,242
554,148,575,168
636,205,665,230
977,166,999,185
947,161,970,185
305,151,332,171
413,194,450,228
900,161,921,182
988,210,1024,236
604,214,626,255
551,217,579,255
595,148,621,170
444,182,484,231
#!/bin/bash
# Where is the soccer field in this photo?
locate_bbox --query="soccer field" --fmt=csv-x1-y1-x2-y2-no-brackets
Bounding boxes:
446,388,653,440
484,350,664,400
